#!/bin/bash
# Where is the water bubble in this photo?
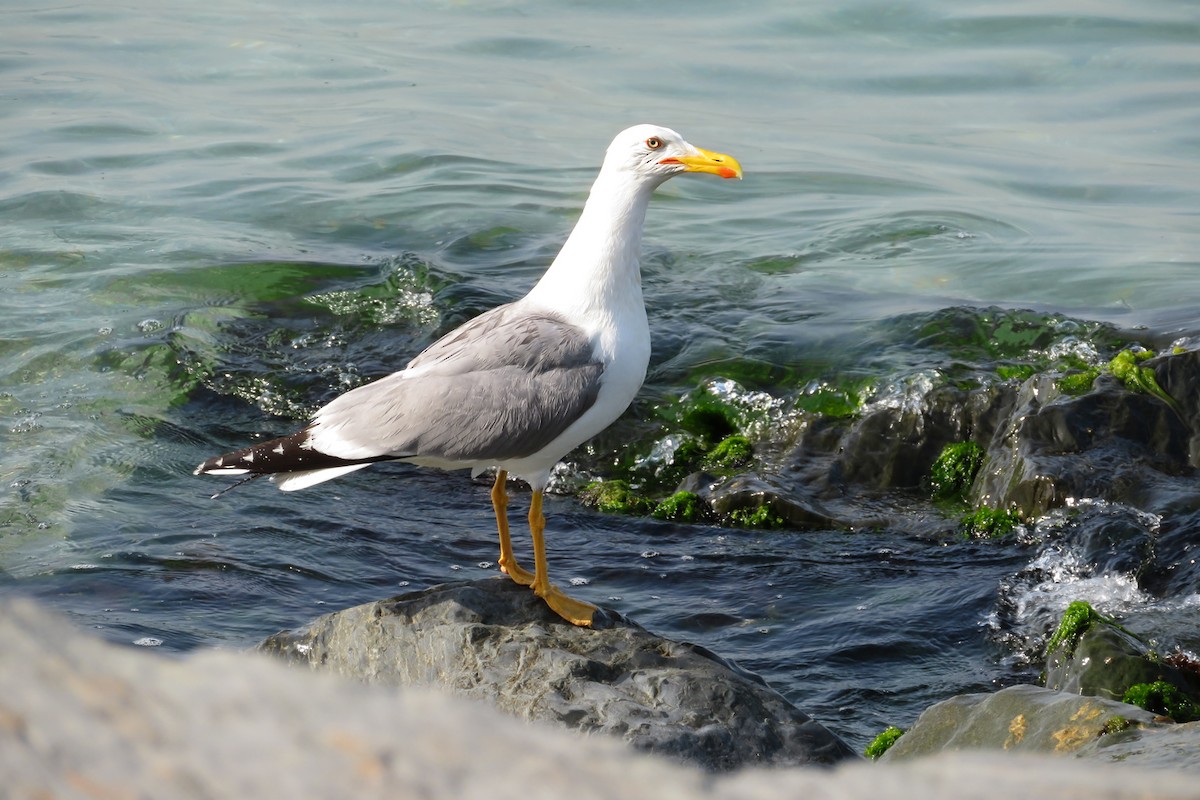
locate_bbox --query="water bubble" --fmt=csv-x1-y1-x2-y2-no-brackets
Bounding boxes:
640,550,659,559
133,637,162,647
477,561,494,569
136,318,164,333
568,577,589,586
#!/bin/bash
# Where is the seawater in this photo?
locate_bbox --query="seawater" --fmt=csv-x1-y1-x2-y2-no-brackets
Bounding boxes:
2,0,1199,750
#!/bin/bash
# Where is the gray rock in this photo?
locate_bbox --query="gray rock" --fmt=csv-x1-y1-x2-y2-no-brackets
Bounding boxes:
6,596,1200,800
1073,720,1200,770
1045,616,1200,702
257,577,857,771
694,345,1200,535
881,684,1176,764
973,354,1199,520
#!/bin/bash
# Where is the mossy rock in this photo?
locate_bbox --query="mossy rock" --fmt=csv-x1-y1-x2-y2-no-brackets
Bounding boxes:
1043,603,1200,708
1045,623,1159,701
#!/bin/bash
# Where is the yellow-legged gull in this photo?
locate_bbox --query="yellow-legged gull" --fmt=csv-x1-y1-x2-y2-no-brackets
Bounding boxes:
195,124,742,626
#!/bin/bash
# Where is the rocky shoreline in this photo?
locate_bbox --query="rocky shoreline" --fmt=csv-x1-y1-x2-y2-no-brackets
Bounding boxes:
4,585,1198,798
7,312,1199,797
578,312,1200,552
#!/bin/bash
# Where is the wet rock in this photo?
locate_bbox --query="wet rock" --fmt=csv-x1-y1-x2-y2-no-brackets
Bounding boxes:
7,597,1200,800
696,381,1017,533
880,684,1170,762
974,352,1199,519
831,383,1015,492
1044,611,1200,702
1072,720,1200,770
693,348,1200,535
699,472,844,529
257,578,857,771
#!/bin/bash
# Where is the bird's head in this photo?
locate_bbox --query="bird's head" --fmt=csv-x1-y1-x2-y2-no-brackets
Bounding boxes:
603,124,742,184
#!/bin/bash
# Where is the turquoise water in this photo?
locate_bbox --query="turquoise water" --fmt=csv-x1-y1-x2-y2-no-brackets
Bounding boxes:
3,0,1199,750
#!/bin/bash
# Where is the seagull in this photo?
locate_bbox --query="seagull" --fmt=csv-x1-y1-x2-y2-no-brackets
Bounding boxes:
195,124,742,626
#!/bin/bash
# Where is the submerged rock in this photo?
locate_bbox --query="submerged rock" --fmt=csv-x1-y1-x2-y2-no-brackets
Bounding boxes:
258,578,857,771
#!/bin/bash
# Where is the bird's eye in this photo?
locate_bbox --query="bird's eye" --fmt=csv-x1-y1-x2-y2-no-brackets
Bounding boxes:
645,137,663,150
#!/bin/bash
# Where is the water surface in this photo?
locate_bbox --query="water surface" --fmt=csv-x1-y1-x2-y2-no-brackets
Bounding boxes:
3,0,1199,751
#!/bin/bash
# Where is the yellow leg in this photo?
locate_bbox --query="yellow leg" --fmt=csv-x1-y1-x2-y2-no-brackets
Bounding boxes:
492,470,534,586
528,489,597,627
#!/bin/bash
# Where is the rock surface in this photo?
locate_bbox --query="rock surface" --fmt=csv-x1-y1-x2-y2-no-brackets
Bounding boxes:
6,596,1200,800
972,362,1197,519
1044,611,1200,703
880,684,1174,763
694,347,1200,535
258,577,856,771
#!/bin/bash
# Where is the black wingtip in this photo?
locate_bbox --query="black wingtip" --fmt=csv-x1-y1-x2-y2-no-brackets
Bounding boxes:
194,426,399,492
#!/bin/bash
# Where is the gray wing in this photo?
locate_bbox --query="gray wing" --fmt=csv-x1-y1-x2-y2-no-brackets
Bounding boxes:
310,306,605,462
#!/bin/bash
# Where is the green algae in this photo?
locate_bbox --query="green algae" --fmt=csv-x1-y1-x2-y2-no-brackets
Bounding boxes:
1057,367,1102,396
792,376,874,418
864,726,904,760
726,505,786,530
672,391,742,442
903,307,1114,364
1099,715,1135,736
703,435,753,470
1045,601,1109,661
930,441,985,503
579,480,655,516
1108,349,1180,413
1121,681,1200,723
101,260,375,306
960,507,1020,539
1056,348,1180,412
996,364,1037,382
651,491,704,523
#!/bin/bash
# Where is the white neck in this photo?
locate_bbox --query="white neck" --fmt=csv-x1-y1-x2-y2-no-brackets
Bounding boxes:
523,169,663,319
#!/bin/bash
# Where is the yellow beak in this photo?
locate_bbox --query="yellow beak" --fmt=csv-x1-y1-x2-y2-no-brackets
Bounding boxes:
661,146,743,180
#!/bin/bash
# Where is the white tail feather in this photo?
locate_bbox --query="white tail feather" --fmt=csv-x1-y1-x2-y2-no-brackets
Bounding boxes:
273,463,374,492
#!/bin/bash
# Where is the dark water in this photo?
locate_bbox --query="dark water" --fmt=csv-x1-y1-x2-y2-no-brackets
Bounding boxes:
3,0,1199,753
